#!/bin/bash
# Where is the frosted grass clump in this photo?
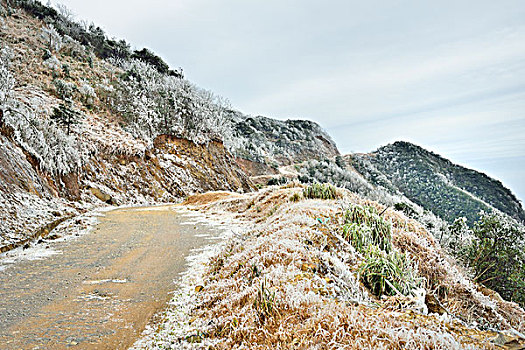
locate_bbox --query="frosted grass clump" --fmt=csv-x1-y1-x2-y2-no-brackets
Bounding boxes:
303,183,338,200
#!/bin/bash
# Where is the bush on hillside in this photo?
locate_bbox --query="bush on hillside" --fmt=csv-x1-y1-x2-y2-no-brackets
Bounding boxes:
462,212,525,306
110,59,230,145
40,23,62,52
267,176,288,186
1,44,81,175
51,102,79,135
131,48,182,78
296,158,403,205
12,1,133,61
303,183,337,200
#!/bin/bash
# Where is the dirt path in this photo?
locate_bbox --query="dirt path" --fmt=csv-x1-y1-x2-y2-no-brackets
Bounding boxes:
0,206,222,349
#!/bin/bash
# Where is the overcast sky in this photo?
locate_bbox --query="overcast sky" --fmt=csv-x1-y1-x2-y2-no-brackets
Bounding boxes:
57,0,525,203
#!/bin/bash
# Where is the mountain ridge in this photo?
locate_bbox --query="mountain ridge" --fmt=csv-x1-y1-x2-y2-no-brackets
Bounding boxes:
348,140,525,224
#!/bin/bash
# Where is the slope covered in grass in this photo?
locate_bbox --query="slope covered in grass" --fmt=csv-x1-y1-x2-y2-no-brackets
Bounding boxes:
134,185,525,349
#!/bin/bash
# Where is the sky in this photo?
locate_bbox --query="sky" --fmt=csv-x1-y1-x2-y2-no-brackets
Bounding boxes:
57,0,525,203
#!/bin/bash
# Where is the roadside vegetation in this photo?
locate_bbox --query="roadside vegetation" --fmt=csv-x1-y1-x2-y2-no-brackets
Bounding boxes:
446,212,525,307
136,185,525,349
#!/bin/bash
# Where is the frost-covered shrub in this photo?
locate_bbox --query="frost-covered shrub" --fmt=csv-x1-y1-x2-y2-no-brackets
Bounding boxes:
61,63,71,77
61,35,86,59
41,24,62,52
298,158,375,197
53,78,75,100
130,47,180,77
1,47,81,175
267,176,287,186
394,202,418,217
3,101,82,175
0,46,15,106
463,212,525,306
79,81,96,106
443,217,472,258
43,54,61,71
110,59,230,145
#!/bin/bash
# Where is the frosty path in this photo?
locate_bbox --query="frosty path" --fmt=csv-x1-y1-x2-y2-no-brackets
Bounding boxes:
0,206,221,349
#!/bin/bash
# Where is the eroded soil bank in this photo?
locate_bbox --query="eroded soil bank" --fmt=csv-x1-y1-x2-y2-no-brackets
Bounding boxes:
0,205,222,349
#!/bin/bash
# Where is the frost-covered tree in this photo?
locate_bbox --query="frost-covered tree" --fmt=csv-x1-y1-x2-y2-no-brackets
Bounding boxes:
110,59,230,145
51,101,79,134
465,212,525,305
1,45,81,175
41,24,62,52
445,217,472,255
56,3,74,22
3,97,82,175
53,78,75,100
298,158,375,196
78,81,96,106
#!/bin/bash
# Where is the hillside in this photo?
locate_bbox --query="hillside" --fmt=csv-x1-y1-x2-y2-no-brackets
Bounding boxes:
134,185,525,349
348,141,525,225
226,111,339,176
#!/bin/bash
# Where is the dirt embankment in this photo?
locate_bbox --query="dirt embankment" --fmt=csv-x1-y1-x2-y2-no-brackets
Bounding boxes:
0,118,253,250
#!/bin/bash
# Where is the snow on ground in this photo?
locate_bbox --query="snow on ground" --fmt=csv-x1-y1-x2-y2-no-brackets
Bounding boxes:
0,207,103,271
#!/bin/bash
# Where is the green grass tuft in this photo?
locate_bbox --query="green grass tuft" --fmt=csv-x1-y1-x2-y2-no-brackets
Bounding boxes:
359,245,419,297
343,205,392,253
289,192,302,202
303,183,337,200
253,280,279,323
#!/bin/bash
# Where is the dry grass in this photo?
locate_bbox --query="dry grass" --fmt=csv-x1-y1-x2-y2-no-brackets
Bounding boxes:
179,185,525,348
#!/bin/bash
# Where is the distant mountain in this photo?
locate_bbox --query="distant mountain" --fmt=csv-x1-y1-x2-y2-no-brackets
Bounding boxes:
348,141,525,225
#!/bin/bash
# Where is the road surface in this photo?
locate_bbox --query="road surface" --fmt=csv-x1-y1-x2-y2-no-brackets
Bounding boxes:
0,205,221,349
